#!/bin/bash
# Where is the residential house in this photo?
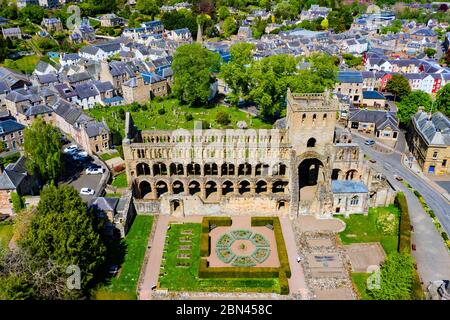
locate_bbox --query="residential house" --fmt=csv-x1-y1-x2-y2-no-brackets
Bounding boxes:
60,53,81,67
0,67,31,91
38,0,58,8
360,90,387,109
166,28,192,42
73,81,102,109
0,119,25,152
410,111,449,175
300,5,331,21
348,108,399,142
99,13,125,27
2,27,22,39
16,0,38,8
335,71,364,103
122,73,167,105
41,18,63,32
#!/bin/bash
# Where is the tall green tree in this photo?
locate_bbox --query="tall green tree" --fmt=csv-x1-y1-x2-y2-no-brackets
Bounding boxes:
435,83,450,117
22,184,107,289
23,119,63,184
386,74,411,100
222,16,237,37
220,42,255,99
135,0,160,18
397,90,432,125
18,5,44,24
368,252,414,300
172,43,221,106
0,33,7,64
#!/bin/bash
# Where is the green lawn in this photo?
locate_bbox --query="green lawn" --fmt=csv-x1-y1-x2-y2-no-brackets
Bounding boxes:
351,273,372,300
337,205,400,254
111,172,127,188
94,215,153,300
100,152,120,162
86,99,272,136
158,223,280,293
104,192,122,198
3,55,40,74
0,222,13,251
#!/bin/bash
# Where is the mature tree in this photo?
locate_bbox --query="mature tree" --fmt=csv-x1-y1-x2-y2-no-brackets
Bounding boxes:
274,1,297,20
343,53,363,68
424,48,436,58
161,9,198,37
220,42,255,99
217,6,230,20
397,90,432,125
368,252,414,300
435,83,450,117
135,0,160,18
10,192,24,213
222,16,237,37
0,33,7,64
21,184,107,289
0,248,80,300
172,43,221,106
386,74,411,100
23,119,62,184
18,5,44,24
328,5,353,33
320,17,329,30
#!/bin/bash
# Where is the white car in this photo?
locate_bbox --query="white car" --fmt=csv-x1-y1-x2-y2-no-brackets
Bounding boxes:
76,151,88,157
80,188,95,196
63,145,78,154
86,167,104,175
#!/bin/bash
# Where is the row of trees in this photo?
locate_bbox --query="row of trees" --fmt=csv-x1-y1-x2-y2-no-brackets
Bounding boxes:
171,42,338,122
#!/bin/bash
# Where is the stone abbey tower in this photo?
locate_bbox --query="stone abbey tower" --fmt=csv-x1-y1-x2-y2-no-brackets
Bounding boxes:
122,90,395,217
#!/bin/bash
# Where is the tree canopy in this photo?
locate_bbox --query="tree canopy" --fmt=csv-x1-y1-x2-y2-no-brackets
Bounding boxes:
436,83,450,117
172,43,221,106
23,119,63,184
386,74,411,100
397,90,432,125
21,184,107,289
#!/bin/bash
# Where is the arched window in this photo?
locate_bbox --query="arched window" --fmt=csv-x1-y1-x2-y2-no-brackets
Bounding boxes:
323,113,327,121
307,137,316,148
350,196,359,206
302,113,306,124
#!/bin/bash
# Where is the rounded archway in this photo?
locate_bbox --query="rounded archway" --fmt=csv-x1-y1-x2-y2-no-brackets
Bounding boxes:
346,169,358,180
272,162,287,176
331,168,342,180
172,180,184,194
255,180,268,194
156,180,168,198
272,180,288,194
205,180,218,199
139,180,152,199
221,163,235,176
238,163,252,176
188,180,201,195
307,138,316,148
153,162,167,175
136,163,150,176
222,180,234,195
298,158,325,189
170,163,184,175
187,162,201,176
255,163,269,176
238,180,251,195
205,163,219,175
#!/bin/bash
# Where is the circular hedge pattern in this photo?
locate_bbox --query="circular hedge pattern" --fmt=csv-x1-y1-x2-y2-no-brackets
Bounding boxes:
215,230,270,267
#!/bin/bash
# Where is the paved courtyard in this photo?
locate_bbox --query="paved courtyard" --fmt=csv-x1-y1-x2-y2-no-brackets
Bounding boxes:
344,243,385,273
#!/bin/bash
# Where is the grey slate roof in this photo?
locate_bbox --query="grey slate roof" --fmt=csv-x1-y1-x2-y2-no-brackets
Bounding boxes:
413,111,450,146
85,121,109,138
349,109,399,131
24,104,53,116
89,197,119,212
331,180,368,193
0,156,27,190
0,119,25,135
74,81,100,99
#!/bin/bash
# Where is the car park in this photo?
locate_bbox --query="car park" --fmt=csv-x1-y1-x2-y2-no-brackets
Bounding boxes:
80,187,95,195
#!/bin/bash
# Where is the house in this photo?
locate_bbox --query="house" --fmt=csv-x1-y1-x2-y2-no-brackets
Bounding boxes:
0,67,31,91
33,60,58,76
41,18,63,32
0,119,25,152
300,5,331,21
335,71,364,103
2,27,22,39
71,20,95,43
0,156,39,215
409,111,450,175
122,74,168,105
38,0,58,8
237,26,252,40
60,53,81,67
34,73,59,87
73,81,102,109
99,13,125,27
166,28,192,42
411,28,437,43
348,108,399,142
361,90,387,109
0,17,9,26
331,180,368,215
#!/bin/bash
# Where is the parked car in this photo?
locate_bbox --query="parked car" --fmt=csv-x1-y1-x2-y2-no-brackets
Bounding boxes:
394,175,403,181
80,188,95,195
369,159,377,163
63,145,78,154
86,167,104,175
365,139,375,146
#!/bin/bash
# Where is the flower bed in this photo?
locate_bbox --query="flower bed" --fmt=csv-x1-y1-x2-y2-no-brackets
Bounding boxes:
232,256,256,267
216,248,236,264
217,233,234,247
251,233,269,247
252,248,270,263
231,229,252,240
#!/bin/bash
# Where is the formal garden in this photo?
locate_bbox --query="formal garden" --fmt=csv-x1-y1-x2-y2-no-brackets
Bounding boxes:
158,217,291,294
94,215,153,300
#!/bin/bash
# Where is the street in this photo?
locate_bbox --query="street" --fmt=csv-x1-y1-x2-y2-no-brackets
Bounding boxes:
353,134,450,235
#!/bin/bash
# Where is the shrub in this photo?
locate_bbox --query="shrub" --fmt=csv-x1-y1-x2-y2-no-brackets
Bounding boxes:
185,113,193,121
141,104,148,111
198,258,280,278
130,103,140,112
117,108,125,120
279,271,289,295
216,111,231,125
158,107,166,115
441,232,449,241
11,192,25,213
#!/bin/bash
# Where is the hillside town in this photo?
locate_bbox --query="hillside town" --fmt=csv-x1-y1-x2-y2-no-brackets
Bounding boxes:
0,0,449,303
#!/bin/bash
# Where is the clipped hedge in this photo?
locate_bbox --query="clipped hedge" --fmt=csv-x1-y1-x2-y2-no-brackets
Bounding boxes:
251,217,275,227
200,217,232,257
198,258,280,279
279,271,289,295
395,192,411,254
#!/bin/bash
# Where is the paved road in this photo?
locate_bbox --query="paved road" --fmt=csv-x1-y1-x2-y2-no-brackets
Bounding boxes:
353,134,450,235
